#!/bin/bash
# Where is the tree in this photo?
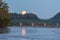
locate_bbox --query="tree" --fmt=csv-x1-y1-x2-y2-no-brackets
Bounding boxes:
0,0,10,28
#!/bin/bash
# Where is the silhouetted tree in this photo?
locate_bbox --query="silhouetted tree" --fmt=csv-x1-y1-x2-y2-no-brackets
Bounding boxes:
0,0,10,28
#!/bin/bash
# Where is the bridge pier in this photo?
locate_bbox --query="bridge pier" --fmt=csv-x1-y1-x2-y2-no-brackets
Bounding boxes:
32,23,34,27
20,22,23,26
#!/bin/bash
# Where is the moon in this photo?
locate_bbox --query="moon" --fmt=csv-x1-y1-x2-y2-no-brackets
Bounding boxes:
22,11,27,15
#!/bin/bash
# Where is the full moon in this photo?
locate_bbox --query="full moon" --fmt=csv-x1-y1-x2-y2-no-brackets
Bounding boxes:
22,11,27,15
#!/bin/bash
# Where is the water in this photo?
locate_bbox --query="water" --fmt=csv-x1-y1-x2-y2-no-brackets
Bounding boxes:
0,26,60,40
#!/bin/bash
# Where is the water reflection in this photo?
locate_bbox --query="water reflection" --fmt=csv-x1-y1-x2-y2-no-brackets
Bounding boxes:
0,28,9,34
0,34,8,40
0,28,10,40
22,27,26,36
22,27,26,40
22,38,25,40
0,27,60,40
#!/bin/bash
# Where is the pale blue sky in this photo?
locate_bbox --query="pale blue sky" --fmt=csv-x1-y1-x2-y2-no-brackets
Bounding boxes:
3,0,60,19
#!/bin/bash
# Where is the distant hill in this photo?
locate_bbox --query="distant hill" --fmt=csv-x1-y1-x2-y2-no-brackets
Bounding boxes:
9,13,42,26
50,12,60,20
10,13,39,20
9,12,60,26
47,12,60,26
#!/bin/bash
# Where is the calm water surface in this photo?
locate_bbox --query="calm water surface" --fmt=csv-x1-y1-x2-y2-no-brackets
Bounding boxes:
0,26,60,40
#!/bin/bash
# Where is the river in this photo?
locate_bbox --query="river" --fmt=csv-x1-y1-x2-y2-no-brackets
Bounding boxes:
0,26,60,40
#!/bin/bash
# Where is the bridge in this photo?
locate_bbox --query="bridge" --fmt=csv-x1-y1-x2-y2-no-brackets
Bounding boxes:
20,22,60,27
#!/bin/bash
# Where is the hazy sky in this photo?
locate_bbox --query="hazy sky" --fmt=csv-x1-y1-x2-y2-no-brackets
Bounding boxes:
3,0,60,19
